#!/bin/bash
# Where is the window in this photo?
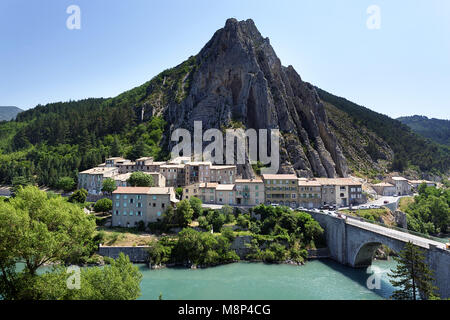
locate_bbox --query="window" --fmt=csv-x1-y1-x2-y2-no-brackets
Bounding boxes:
115,202,120,207
124,195,128,200
153,203,156,207
292,194,296,199
153,195,157,200
115,210,119,215
162,203,165,208
123,202,127,207
130,210,133,216
130,198,134,204
115,195,120,199
123,211,127,216
157,211,161,217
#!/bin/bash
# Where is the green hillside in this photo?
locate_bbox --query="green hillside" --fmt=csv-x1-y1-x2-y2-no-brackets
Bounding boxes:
397,115,450,146
316,87,449,175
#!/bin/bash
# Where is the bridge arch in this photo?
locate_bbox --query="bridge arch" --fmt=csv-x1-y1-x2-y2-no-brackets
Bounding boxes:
351,237,404,268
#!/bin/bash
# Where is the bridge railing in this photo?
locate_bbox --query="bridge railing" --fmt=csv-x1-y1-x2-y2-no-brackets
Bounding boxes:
344,214,449,244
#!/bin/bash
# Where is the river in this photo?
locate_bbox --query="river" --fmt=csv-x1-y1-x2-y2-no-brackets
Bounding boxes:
137,258,398,300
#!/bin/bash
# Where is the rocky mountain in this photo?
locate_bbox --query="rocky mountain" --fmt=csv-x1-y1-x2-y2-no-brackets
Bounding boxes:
0,106,23,121
153,19,349,178
397,115,450,146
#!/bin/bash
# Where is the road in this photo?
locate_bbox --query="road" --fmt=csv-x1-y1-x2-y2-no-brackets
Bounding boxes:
345,216,447,250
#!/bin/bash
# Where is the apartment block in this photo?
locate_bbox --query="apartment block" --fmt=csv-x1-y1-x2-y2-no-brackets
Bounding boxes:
235,179,264,206
262,174,299,208
112,187,178,227
315,178,363,207
297,178,322,208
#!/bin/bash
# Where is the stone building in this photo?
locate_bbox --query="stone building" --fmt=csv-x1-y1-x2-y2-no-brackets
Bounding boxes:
111,187,178,227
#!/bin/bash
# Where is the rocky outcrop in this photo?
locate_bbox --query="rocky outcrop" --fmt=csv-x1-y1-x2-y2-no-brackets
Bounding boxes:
163,18,349,178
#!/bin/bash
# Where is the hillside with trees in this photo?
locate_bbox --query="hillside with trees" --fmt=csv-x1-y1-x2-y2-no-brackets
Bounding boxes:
397,115,450,146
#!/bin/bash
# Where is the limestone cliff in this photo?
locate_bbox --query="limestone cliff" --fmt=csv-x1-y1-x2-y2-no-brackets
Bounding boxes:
160,18,349,178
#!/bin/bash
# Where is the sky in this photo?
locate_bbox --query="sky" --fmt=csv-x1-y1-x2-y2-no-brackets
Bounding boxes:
0,0,449,119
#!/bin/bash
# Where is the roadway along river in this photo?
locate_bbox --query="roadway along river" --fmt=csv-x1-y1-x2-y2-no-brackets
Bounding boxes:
137,259,398,300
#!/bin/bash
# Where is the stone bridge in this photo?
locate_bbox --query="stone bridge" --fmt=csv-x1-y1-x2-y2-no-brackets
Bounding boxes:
307,211,450,298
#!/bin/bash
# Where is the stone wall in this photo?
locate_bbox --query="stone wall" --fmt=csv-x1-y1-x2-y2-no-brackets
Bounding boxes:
98,245,149,263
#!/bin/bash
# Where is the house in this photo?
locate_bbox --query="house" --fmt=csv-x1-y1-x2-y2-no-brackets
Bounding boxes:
235,178,265,206
315,177,363,207
78,166,119,195
408,179,437,191
215,184,236,205
111,187,178,227
297,178,322,208
372,182,396,196
262,174,298,208
388,177,411,196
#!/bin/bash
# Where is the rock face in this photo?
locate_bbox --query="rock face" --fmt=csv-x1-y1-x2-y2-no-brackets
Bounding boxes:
164,18,348,178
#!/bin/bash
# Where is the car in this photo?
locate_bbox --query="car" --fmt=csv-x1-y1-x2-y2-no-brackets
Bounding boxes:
359,205,369,210
369,205,380,209
270,203,279,207
383,200,389,204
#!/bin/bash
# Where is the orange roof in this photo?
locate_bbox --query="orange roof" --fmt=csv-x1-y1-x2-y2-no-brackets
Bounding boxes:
262,174,298,180
113,187,173,195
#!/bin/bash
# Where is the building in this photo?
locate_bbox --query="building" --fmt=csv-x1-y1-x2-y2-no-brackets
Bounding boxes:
262,174,299,208
372,182,396,196
215,184,236,205
183,182,218,204
315,177,363,207
388,177,411,196
111,187,178,227
235,179,264,206
160,164,185,187
78,166,119,195
112,172,166,188
297,178,322,208
408,179,437,191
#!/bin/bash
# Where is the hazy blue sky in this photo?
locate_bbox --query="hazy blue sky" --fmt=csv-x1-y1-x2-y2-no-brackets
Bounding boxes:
1,0,449,119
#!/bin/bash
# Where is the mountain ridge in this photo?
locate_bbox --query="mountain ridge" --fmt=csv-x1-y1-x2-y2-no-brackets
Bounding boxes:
0,106,23,121
397,115,450,146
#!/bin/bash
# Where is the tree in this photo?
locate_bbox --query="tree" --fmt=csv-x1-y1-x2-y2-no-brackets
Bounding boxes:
24,253,142,300
175,187,183,200
163,199,193,227
94,198,113,213
56,176,76,193
69,188,88,203
11,176,32,195
127,139,151,161
189,197,203,219
127,171,154,187
0,186,97,299
389,242,438,300
101,178,117,195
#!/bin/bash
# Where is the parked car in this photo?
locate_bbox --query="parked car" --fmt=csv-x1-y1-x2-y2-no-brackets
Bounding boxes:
383,200,389,204
270,203,279,207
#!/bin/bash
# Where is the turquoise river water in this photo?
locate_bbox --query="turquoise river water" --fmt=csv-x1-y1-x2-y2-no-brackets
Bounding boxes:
137,259,398,300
